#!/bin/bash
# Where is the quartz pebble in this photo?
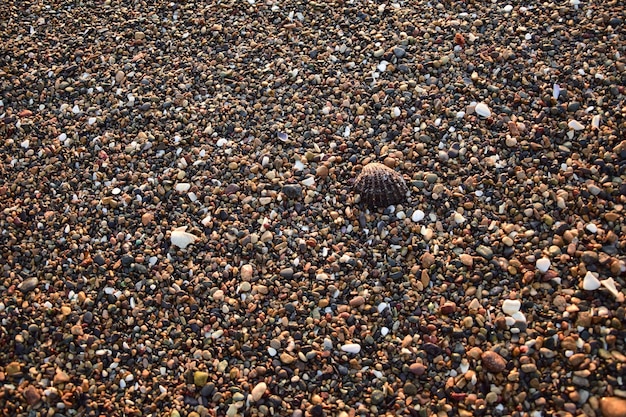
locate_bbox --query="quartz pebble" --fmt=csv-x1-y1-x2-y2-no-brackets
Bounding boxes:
341,343,361,354
251,382,267,402
475,102,492,118
502,299,521,316
582,271,601,291
536,258,551,273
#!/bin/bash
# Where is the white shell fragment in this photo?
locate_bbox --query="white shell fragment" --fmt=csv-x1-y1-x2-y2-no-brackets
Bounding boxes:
502,299,521,316
475,102,491,118
170,226,199,249
568,120,584,131
582,271,601,291
536,257,551,273
600,278,619,298
341,343,361,354
591,114,601,129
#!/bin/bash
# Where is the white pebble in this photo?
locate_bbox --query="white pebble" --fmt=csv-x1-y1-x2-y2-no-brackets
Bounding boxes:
88,117,97,125
341,343,361,354
568,120,584,131
591,114,601,129
267,347,277,356
552,83,561,100
453,212,466,224
536,257,551,273
411,210,425,222
600,278,619,298
511,311,526,323
502,299,521,316
503,4,513,12
475,102,491,118
377,302,389,313
381,327,389,336
582,271,601,291
301,176,315,187
216,138,228,147
585,223,597,233
174,183,191,192
392,107,401,118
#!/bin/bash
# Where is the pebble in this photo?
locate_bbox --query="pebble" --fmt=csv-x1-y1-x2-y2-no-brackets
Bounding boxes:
251,382,267,402
411,209,425,222
23,385,41,405
536,258,551,273
475,102,492,118
502,299,521,316
481,351,507,373
476,245,493,260
600,397,626,417
341,343,361,354
17,277,38,293
194,371,209,387
582,271,601,291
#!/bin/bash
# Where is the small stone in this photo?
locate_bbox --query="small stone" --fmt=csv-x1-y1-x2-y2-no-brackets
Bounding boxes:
280,353,296,364
475,102,491,118
251,382,267,402
520,363,537,373
600,397,626,417
568,120,584,131
476,245,493,260
282,184,303,199
340,343,361,354
349,296,365,308
459,254,473,267
241,264,253,281
17,277,38,293
411,209,425,222
279,268,294,279
421,252,435,268
6,362,21,376
194,371,209,387
54,370,70,384
403,382,418,396
502,299,521,316
141,212,154,226
481,351,507,373
409,363,427,376
393,47,406,58
371,390,385,405
536,257,551,273
582,271,601,291
440,301,456,315
134,31,145,40
23,385,41,405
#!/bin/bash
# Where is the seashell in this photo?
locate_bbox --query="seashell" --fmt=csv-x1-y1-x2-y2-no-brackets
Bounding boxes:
354,162,408,208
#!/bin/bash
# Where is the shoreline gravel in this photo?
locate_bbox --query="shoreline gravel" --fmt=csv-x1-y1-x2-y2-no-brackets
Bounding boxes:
1,1,625,416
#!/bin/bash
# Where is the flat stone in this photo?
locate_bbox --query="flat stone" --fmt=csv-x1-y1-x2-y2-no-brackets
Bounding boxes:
409,363,427,376
54,370,70,384
251,382,267,402
349,296,365,308
6,362,21,376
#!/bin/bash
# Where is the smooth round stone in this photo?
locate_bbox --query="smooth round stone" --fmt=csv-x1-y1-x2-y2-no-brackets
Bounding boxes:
502,299,521,316
241,264,253,281
536,258,551,273
585,223,598,233
411,210,425,222
600,397,626,417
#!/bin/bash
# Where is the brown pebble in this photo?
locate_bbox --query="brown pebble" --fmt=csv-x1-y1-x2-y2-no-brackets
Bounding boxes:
23,385,41,405
409,363,427,376
440,301,457,315
600,397,626,417
349,296,365,308
141,212,154,226
481,351,507,373
421,252,435,269
316,165,329,179
54,370,71,384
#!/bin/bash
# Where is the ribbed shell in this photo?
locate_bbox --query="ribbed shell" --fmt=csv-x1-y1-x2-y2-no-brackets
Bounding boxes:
354,163,408,207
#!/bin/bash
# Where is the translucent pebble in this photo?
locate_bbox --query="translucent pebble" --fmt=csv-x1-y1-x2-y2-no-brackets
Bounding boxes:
475,102,491,118
381,327,389,336
536,257,551,273
301,176,315,187
552,83,561,100
582,271,601,291
453,212,466,224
